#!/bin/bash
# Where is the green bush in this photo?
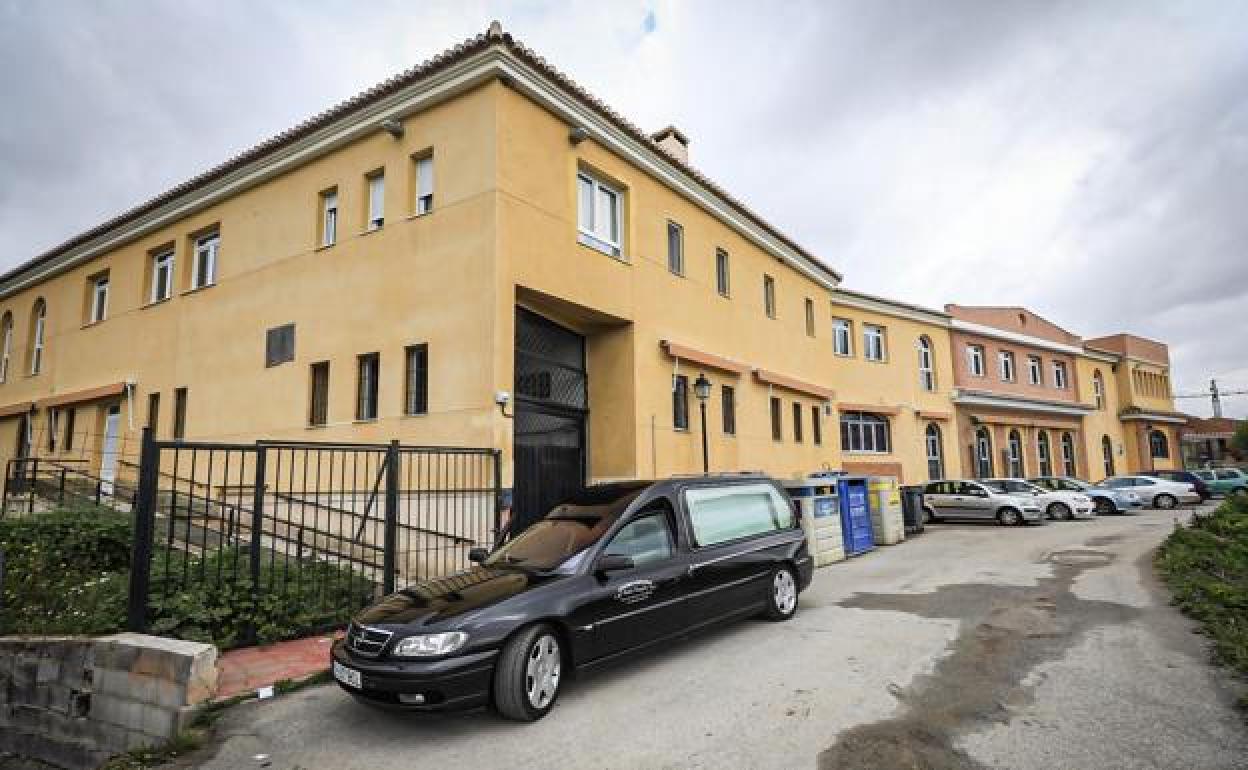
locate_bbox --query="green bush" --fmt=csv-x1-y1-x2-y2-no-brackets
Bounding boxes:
0,507,376,648
1156,496,1248,689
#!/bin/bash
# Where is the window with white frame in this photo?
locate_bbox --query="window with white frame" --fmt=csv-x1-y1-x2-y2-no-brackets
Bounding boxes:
840,411,891,453
366,171,385,230
833,318,852,356
577,171,622,256
1027,355,1042,385
320,189,338,246
999,350,1016,381
191,232,219,290
0,313,11,384
29,300,46,375
150,249,174,303
89,273,109,324
967,344,985,376
414,154,434,214
666,220,684,275
1093,371,1105,409
1053,361,1068,389
863,324,886,361
918,336,935,391
715,249,730,296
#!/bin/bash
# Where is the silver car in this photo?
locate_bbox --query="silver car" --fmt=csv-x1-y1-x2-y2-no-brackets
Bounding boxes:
1102,475,1201,509
922,479,1046,526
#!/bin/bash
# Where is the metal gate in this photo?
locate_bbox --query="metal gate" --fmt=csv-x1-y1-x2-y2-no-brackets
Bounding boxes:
513,308,587,531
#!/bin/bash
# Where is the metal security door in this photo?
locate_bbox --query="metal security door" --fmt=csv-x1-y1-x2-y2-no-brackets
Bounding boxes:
513,308,587,533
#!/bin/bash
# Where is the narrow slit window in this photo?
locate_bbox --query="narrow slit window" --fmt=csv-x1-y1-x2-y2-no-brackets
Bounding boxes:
309,362,330,426
414,154,434,215
367,171,385,230
356,353,380,420
404,344,428,415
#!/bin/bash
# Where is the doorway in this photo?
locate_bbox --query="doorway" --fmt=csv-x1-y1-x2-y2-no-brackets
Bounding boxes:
100,404,121,494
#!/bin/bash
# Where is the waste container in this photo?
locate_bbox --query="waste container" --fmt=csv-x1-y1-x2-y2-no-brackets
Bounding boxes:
783,477,845,566
899,484,926,535
836,476,875,556
867,476,905,545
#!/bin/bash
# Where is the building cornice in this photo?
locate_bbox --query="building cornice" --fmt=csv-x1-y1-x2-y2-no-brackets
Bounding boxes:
952,389,1095,416
1119,410,1187,425
949,319,1085,356
831,288,950,326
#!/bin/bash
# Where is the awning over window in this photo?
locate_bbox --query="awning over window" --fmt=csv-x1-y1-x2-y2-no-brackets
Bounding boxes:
754,369,836,400
36,382,127,410
0,401,34,419
837,402,901,416
660,341,750,375
917,410,952,421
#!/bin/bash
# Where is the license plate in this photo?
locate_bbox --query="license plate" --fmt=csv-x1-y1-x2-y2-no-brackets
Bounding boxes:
333,661,362,689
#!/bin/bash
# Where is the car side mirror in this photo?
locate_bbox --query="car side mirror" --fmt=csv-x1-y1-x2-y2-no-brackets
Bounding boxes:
595,554,635,574
468,547,489,564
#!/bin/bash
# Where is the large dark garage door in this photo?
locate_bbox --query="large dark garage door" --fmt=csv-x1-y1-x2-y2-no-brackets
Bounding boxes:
513,308,587,532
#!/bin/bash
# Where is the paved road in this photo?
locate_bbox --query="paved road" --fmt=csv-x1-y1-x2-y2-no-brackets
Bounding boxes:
187,503,1247,770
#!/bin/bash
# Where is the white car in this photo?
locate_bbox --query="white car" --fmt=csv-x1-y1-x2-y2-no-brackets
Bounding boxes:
1102,475,1201,509
983,478,1096,520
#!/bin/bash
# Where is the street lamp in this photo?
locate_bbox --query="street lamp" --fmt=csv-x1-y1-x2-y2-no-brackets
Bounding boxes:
693,373,712,474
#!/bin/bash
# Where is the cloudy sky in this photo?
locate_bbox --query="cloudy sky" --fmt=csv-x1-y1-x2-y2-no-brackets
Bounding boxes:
1,0,1245,416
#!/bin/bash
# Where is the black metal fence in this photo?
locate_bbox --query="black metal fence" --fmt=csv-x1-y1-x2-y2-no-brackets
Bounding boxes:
124,429,502,642
2,457,137,517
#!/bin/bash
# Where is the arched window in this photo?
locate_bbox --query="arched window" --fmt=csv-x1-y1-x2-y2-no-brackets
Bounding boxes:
1007,429,1024,477
1092,370,1105,410
917,336,935,392
1037,430,1052,477
27,299,46,375
975,427,994,478
925,423,944,480
1061,432,1077,476
1101,435,1115,478
1149,429,1170,459
840,412,891,453
0,311,12,384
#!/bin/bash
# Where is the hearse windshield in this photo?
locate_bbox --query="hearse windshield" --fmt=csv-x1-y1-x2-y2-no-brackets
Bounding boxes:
485,484,648,572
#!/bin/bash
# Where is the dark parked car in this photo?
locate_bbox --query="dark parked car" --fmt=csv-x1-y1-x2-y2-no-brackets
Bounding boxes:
331,475,813,721
1144,470,1212,502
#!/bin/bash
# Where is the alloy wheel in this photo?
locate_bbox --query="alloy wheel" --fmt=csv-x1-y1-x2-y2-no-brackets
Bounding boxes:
773,569,798,615
1155,494,1177,510
524,634,561,710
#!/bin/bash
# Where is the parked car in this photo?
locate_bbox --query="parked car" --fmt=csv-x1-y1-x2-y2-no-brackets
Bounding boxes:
1191,468,1248,498
1144,470,1212,502
983,478,1095,520
331,475,813,721
921,479,1045,525
1029,476,1144,515
1101,475,1201,509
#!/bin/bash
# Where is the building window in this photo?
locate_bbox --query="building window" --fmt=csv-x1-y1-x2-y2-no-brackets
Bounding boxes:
265,324,295,368
770,396,783,441
1149,429,1170,459
763,274,776,318
792,402,803,443
918,336,935,391
1007,429,1024,477
320,188,338,246
356,353,380,420
404,344,428,415
1053,361,1068,389
47,409,57,452
715,249,730,296
1037,430,1052,476
366,170,385,230
803,298,816,337
0,312,11,383
967,344,985,377
1061,432,1077,475
147,393,160,435
414,153,434,215
86,272,109,324
840,411,890,453
577,171,622,257
191,231,219,289
1101,434,1115,477
721,385,736,435
999,350,1016,382
863,324,886,361
1093,371,1105,410
63,408,75,451
309,362,329,426
29,299,46,375
151,249,175,303
1027,355,1042,385
833,318,852,356
666,220,684,275
672,375,689,430
925,423,944,480
812,405,823,446
975,427,994,478
173,387,187,439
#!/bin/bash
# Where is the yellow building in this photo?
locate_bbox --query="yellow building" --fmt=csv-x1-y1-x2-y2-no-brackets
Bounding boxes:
0,24,1181,523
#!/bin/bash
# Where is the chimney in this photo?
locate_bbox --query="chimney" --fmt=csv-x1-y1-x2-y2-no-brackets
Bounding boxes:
651,126,690,165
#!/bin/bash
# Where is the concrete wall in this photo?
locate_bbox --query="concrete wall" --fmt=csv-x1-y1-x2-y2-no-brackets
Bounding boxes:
0,633,217,770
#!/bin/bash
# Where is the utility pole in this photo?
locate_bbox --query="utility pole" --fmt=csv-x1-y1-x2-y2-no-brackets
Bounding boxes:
1211,379,1223,418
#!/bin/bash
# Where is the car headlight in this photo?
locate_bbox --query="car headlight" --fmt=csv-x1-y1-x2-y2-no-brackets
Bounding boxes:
392,631,468,658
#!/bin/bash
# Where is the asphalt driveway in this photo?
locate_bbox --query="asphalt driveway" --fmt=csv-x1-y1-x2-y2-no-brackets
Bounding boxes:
184,503,1246,770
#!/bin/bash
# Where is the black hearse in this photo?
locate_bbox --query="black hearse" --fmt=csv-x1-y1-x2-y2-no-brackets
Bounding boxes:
331,474,813,721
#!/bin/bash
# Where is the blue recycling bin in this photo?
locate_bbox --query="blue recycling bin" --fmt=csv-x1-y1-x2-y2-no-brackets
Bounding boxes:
836,476,875,556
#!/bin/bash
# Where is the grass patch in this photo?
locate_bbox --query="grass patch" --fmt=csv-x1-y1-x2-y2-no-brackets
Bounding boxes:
1156,495,1248,704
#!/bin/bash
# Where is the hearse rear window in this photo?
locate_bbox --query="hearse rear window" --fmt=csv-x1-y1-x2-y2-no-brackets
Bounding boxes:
684,483,793,548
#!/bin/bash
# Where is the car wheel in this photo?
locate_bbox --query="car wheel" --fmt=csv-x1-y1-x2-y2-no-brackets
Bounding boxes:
764,565,799,621
1048,502,1073,521
923,505,941,523
1154,493,1178,510
493,624,562,722
997,508,1023,526
1094,498,1115,516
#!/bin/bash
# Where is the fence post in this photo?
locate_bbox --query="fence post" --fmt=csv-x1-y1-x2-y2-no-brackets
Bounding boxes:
247,444,268,646
383,440,399,595
58,468,66,504
492,449,503,544
27,458,37,514
126,427,158,632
